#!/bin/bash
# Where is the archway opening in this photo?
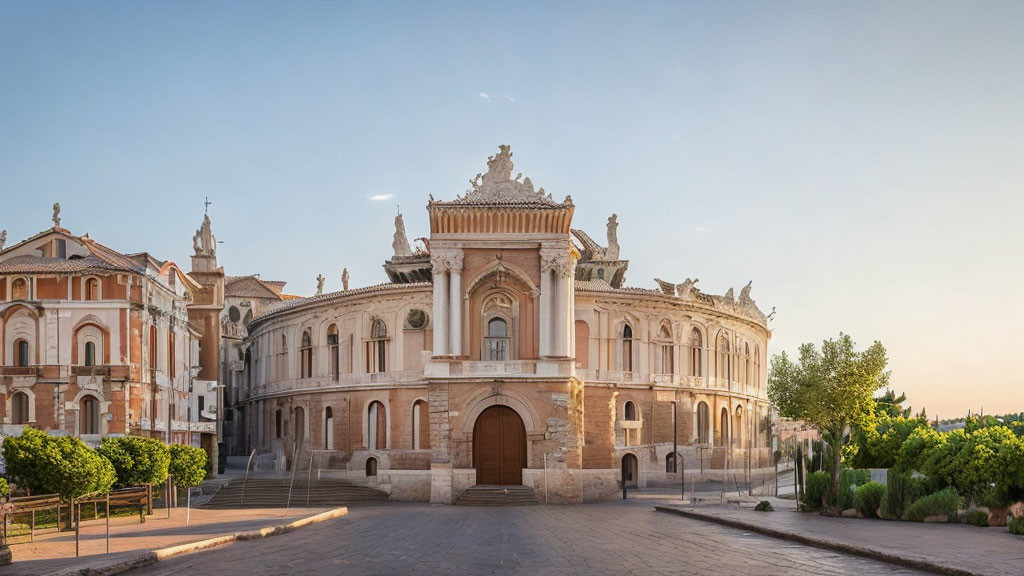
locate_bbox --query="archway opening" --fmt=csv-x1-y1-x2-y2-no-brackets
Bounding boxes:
472,405,526,486
621,453,638,488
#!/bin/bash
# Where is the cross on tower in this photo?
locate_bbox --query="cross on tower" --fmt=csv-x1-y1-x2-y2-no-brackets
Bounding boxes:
204,196,212,214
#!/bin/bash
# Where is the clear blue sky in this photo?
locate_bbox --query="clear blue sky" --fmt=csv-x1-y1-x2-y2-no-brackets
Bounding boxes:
2,1,1021,417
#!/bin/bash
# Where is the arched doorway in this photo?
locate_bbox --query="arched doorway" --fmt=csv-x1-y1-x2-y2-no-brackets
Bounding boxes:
472,405,526,486
621,453,638,488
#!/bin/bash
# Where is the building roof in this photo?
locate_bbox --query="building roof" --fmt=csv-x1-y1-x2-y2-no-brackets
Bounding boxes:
225,275,286,300
250,282,431,325
0,255,131,274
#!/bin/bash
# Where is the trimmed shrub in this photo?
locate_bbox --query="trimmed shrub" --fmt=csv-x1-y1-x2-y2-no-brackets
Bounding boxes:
98,436,170,489
1009,514,1024,536
854,482,886,519
902,487,960,522
0,477,8,498
965,509,989,527
754,500,774,512
840,468,871,509
803,471,830,512
881,472,931,520
3,427,116,500
168,445,208,489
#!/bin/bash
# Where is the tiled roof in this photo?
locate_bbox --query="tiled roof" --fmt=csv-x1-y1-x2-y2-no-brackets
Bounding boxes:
574,280,660,295
0,255,129,274
251,282,431,324
225,275,284,300
80,237,147,272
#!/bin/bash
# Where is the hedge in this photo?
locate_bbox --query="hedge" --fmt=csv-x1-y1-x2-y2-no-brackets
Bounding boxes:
902,487,960,522
803,471,830,512
854,482,886,519
98,436,170,489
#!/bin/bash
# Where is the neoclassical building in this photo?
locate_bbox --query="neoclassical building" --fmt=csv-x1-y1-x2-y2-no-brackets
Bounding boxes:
0,206,220,463
243,146,773,503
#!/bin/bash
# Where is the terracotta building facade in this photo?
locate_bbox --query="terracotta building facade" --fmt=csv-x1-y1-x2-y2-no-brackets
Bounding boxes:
0,205,218,465
243,146,774,503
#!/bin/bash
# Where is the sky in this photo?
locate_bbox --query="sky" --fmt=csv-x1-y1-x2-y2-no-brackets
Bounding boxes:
1,1,1021,418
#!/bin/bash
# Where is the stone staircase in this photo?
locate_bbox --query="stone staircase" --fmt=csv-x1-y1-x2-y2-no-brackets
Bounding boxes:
203,478,389,509
455,485,538,506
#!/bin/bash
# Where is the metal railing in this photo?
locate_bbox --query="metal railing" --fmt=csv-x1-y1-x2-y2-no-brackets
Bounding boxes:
240,449,257,505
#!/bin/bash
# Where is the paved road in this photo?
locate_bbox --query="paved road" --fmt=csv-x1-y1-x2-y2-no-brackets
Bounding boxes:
129,501,928,576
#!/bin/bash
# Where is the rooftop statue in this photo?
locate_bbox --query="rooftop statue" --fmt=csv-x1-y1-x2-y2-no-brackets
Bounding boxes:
739,281,753,304
316,274,325,296
392,211,414,257
52,202,61,228
449,145,566,206
0,229,6,250
342,268,349,291
572,213,620,262
193,214,217,257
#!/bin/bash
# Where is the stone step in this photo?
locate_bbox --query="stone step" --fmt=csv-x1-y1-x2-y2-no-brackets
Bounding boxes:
202,478,389,509
456,486,537,506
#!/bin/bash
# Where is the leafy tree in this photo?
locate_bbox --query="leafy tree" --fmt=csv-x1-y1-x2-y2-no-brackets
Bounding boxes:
98,436,170,488
2,428,115,500
850,414,927,469
874,389,910,418
168,444,207,489
769,333,889,515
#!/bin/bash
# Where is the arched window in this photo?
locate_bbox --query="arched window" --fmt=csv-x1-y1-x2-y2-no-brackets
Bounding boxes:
81,395,100,435
717,332,730,381
300,330,313,379
412,400,429,450
624,400,638,421
696,401,710,444
623,400,639,446
11,278,28,300
744,343,751,386
719,407,730,445
149,325,158,372
367,400,386,450
324,406,334,450
484,317,509,361
657,323,674,375
366,457,378,477
367,320,387,373
622,324,634,372
168,331,175,380
754,346,761,387
85,278,99,301
228,306,241,322
276,335,287,380
167,270,176,290
666,452,681,473
327,324,339,380
734,405,744,447
11,391,29,424
689,328,703,377
15,339,30,367
243,309,253,326
85,342,96,366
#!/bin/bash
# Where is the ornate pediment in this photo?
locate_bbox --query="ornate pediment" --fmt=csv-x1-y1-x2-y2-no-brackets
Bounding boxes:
438,145,569,207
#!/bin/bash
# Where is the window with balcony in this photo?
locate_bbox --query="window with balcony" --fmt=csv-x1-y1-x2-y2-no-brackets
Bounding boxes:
366,320,387,373
621,324,634,373
299,330,313,379
327,324,339,380
690,328,703,377
657,322,674,375
484,317,509,361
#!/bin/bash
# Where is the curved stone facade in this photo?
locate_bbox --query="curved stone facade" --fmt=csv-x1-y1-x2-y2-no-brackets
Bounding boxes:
243,147,773,503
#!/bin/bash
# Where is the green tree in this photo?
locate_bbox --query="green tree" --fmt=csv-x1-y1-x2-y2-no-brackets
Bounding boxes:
98,436,170,488
2,428,115,500
168,444,207,489
874,389,910,418
769,333,889,514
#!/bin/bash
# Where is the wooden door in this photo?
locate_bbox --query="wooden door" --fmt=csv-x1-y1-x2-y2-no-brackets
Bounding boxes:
473,406,526,485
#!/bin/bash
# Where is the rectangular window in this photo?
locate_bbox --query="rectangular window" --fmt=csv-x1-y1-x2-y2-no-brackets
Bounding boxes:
198,395,205,415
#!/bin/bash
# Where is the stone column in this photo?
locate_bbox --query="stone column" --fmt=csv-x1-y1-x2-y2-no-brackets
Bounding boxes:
554,268,571,357
432,260,449,356
448,255,463,356
539,267,552,357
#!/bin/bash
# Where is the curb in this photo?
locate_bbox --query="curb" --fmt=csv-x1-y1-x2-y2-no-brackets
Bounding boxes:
43,507,348,576
654,506,976,576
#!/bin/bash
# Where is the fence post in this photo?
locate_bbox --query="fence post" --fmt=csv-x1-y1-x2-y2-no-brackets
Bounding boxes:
75,501,80,557
106,495,110,555
146,483,153,516
29,510,34,543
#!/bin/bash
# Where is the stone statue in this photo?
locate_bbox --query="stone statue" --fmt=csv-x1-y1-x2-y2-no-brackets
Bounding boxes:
483,145,514,184
316,274,325,296
342,268,349,291
605,214,620,261
739,281,753,304
392,211,413,257
52,203,61,227
193,214,217,257
0,230,6,250
457,145,563,206
723,287,735,304
678,277,699,299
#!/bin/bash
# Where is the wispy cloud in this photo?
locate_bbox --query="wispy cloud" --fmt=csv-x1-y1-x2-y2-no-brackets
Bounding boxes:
694,226,706,233
479,92,490,101
368,193,394,202
506,95,515,102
